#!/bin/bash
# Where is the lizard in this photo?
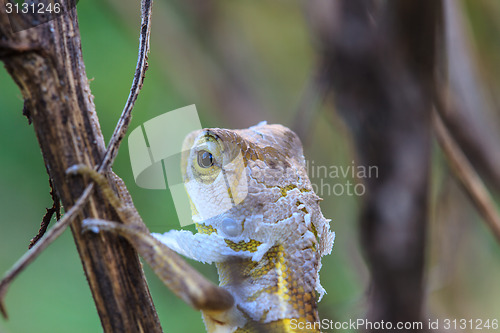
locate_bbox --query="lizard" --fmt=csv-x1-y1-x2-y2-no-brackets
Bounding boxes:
76,122,334,333
154,122,335,333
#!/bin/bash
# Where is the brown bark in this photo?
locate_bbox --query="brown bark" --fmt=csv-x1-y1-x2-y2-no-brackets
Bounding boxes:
0,1,162,332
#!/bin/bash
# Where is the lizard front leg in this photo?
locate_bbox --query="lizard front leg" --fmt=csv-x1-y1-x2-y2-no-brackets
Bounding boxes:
67,165,235,317
81,218,234,313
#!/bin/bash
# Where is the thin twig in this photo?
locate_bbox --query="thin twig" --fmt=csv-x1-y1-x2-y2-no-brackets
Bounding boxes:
0,185,93,318
433,110,500,242
0,0,153,318
99,0,152,172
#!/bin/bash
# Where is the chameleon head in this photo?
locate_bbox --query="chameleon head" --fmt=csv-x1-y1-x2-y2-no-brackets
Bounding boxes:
180,123,309,230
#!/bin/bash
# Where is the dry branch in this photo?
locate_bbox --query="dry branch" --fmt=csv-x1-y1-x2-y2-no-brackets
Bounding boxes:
0,0,162,331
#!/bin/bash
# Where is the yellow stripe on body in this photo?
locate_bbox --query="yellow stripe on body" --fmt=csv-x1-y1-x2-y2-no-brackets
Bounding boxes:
215,242,321,333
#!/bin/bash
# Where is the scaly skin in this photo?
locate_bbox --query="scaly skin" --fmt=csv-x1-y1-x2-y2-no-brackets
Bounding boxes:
155,123,334,333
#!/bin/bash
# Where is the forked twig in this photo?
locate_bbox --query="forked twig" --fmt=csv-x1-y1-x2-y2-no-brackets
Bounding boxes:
100,0,153,172
433,110,500,242
0,0,153,318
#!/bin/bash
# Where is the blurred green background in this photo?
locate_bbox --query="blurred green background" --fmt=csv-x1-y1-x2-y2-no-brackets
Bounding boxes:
1,1,499,332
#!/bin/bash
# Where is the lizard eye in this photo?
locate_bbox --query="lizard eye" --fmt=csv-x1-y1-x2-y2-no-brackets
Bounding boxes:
189,135,223,184
197,150,214,168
